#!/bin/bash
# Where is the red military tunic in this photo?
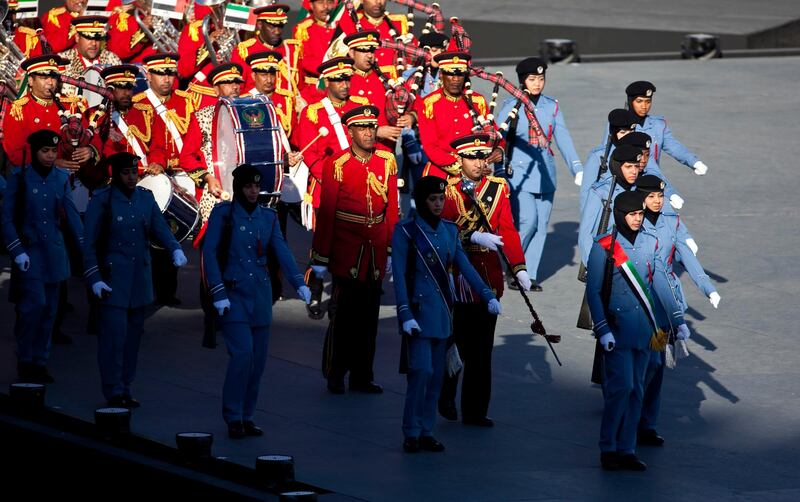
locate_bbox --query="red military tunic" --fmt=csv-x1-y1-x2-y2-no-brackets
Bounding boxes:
107,10,158,63
132,89,195,169
441,175,526,300
312,148,399,282
93,102,168,173
2,93,92,167
231,37,302,95
294,95,369,207
414,89,505,179
336,12,409,68
40,5,78,54
13,26,44,58
177,19,212,81
349,66,401,149
293,17,335,101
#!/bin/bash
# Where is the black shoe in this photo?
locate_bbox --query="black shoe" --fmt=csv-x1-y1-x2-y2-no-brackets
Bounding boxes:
107,395,128,408
327,378,346,394
530,281,543,292
122,396,141,409
64,302,75,313
31,366,54,384
52,331,73,345
462,416,494,427
600,451,621,471
17,362,34,381
243,421,264,436
306,300,325,320
350,381,383,394
228,421,246,439
419,436,445,452
507,276,520,290
157,297,182,307
618,453,647,471
403,437,420,453
438,400,458,421
638,429,665,446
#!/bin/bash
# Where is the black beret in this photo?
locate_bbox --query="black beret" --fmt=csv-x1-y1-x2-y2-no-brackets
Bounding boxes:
625,80,656,98
414,176,446,199
636,174,666,193
232,163,261,186
107,152,139,174
612,145,643,164
614,190,646,213
617,131,652,149
27,129,60,152
608,108,638,129
418,32,448,49
515,57,547,77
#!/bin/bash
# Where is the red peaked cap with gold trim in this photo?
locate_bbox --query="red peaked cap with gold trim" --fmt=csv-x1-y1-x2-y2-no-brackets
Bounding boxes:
450,133,492,158
100,65,139,88
254,4,291,24
143,52,180,75
208,63,244,85
21,55,67,76
342,105,380,127
318,57,354,80
433,51,471,75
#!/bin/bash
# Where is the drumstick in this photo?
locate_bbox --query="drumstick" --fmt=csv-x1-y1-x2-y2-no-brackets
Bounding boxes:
298,126,330,156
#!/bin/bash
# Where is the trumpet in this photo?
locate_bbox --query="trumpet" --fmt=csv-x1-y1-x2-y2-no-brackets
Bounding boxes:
134,8,180,53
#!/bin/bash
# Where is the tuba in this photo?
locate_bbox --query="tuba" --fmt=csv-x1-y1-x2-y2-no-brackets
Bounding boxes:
200,0,240,65
0,0,25,96
134,1,181,53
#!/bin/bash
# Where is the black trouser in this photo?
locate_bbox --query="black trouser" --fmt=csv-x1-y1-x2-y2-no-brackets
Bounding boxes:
152,247,178,302
439,302,498,419
322,277,381,384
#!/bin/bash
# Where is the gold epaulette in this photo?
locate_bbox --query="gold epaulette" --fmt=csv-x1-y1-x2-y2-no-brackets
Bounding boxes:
60,94,87,113
379,65,398,81
442,159,462,176
132,92,147,103
306,102,323,124
188,20,202,43
387,13,409,34
472,94,487,115
10,96,29,121
284,38,300,46
47,7,66,28
422,92,442,119
486,175,508,186
375,150,398,175
116,11,129,31
134,102,153,113
333,152,351,182
293,18,313,42
237,37,257,60
275,87,293,98
18,26,37,35
17,27,40,56
349,96,369,105
175,89,193,100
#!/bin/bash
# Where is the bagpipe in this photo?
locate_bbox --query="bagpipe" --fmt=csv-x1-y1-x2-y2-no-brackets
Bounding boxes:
387,0,445,34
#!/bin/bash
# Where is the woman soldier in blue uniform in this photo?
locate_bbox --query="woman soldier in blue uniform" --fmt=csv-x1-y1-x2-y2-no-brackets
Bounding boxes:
83,152,188,408
635,174,721,446
585,190,688,471
392,176,500,453
202,164,312,439
2,130,84,383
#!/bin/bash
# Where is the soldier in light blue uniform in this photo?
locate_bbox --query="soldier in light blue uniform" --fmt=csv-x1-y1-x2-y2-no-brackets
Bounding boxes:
2,130,84,384
579,145,643,267
586,190,687,471
635,175,721,446
496,57,583,291
202,164,311,439
83,152,188,408
392,176,499,453
625,80,709,178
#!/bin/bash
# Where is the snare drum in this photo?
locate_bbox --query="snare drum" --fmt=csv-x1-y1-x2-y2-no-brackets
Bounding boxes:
137,173,200,246
212,95,285,200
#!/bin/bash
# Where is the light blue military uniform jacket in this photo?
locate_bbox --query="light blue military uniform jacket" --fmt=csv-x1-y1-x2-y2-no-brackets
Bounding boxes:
2,166,83,283
392,215,495,339
643,211,715,311
202,201,305,326
586,229,684,350
579,176,626,266
83,185,179,309
636,115,699,169
496,95,582,194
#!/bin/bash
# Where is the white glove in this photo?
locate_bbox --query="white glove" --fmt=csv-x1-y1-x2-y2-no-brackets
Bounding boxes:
685,238,698,256
213,298,231,316
14,252,30,272
574,170,583,186
470,231,504,251
487,298,502,315
300,199,314,231
172,249,188,267
310,265,328,279
385,256,392,275
297,285,312,304
669,194,684,210
600,333,615,351
91,281,112,299
676,323,691,341
709,291,721,309
515,270,532,291
693,161,708,176
402,319,421,335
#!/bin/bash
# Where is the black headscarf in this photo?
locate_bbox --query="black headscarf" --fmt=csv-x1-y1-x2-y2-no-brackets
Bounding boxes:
107,152,139,197
635,174,665,225
413,176,447,229
232,163,261,213
609,145,642,190
27,129,60,177
613,190,646,244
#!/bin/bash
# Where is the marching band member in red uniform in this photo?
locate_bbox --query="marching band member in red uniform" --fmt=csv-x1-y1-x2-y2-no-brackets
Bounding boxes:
177,1,221,109
7,0,45,58
413,52,505,179
437,133,529,427
40,0,85,54
107,0,158,64
246,51,296,140
58,16,123,97
335,0,410,68
310,105,399,395
293,0,338,104
230,4,302,96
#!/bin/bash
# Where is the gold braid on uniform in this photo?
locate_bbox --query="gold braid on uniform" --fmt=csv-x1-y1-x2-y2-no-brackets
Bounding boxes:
127,104,154,144
10,96,29,121
423,93,441,119
333,152,350,182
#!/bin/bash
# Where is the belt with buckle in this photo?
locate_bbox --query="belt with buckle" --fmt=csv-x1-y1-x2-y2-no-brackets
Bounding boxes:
335,210,384,226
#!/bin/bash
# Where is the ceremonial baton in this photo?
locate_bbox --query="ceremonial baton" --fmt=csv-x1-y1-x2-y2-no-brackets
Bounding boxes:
461,178,563,366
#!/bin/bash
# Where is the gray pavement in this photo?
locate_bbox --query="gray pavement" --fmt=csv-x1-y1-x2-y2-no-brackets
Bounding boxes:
2,55,800,500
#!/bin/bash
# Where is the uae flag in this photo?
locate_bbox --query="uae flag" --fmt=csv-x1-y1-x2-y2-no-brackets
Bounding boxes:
152,0,188,21
15,0,38,19
223,4,257,31
84,0,112,14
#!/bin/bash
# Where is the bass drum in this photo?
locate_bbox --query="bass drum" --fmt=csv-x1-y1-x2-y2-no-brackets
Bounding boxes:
212,95,284,203
137,173,200,246
82,64,148,109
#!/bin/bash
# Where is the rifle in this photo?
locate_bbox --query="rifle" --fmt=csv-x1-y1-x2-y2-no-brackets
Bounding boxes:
577,134,614,283
500,98,523,176
590,227,618,383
